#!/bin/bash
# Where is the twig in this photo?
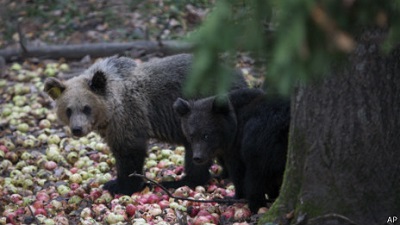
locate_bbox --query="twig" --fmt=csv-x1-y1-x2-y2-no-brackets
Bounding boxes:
129,172,248,204
27,205,41,225
17,21,28,54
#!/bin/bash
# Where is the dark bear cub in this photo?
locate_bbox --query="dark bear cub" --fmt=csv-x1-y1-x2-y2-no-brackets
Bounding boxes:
174,88,290,212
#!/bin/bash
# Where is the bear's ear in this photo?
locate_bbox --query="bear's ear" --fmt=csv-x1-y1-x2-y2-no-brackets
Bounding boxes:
212,95,232,114
44,77,66,100
90,71,107,95
173,98,191,117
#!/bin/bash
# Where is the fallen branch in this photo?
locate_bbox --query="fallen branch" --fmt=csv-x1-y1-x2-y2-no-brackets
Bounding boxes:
0,40,193,62
129,172,248,204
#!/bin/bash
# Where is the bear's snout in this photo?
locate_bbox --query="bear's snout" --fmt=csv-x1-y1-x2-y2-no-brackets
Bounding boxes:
193,151,208,165
193,156,207,165
71,126,84,137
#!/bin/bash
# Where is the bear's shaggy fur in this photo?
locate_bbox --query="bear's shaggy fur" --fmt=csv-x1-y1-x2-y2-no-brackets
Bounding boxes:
174,88,290,212
44,54,246,195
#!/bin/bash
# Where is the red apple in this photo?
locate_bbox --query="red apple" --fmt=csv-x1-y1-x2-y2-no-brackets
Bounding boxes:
158,200,170,210
147,193,159,203
34,208,47,216
36,192,50,202
126,204,137,217
192,215,212,225
0,145,9,153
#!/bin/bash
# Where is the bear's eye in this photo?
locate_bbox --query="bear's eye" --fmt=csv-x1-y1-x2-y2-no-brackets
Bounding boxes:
66,108,72,118
202,134,209,141
83,105,91,116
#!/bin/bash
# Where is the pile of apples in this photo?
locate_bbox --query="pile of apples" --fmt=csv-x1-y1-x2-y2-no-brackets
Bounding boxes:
0,61,264,224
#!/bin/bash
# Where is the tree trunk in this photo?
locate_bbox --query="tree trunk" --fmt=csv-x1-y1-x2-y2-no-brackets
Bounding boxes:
260,29,400,225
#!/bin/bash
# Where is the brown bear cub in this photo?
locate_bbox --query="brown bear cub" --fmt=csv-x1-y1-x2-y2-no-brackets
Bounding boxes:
44,54,247,195
173,88,290,213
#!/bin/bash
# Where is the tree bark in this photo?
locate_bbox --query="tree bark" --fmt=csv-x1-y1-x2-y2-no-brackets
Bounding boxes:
0,40,193,62
260,29,400,225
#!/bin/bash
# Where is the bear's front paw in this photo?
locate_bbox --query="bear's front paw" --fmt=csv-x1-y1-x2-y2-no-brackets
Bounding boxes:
103,180,121,194
103,179,144,195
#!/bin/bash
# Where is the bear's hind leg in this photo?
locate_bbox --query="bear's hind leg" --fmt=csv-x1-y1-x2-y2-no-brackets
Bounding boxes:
244,163,268,213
